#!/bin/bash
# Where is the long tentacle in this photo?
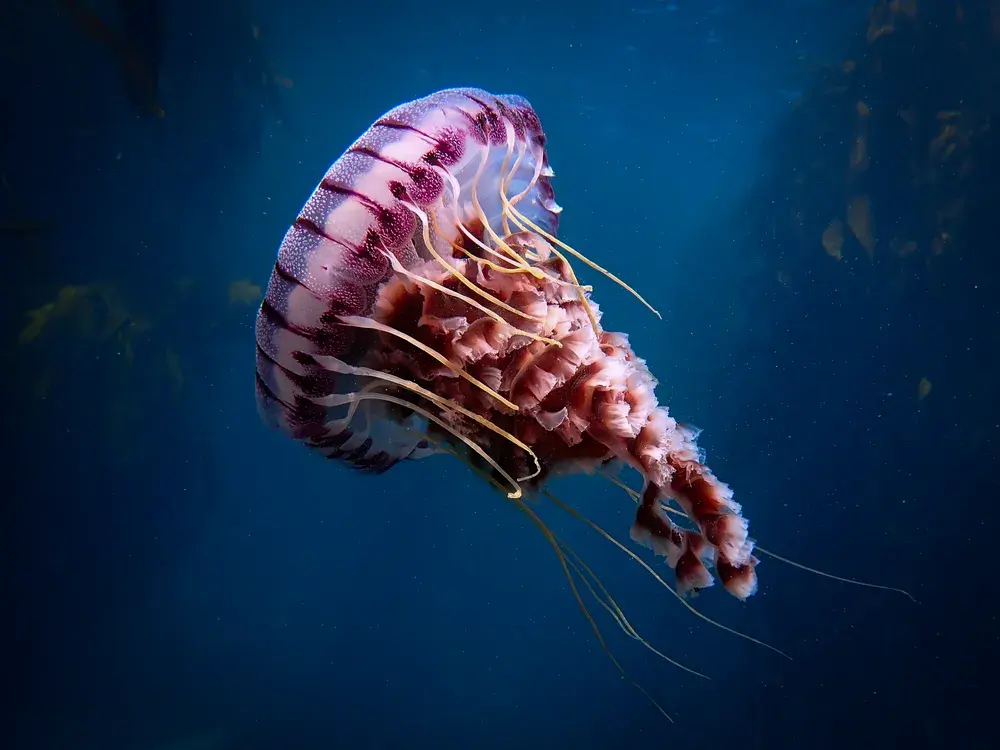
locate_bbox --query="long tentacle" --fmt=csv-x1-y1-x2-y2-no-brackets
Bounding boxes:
547,489,791,659
605,473,917,602
509,493,675,721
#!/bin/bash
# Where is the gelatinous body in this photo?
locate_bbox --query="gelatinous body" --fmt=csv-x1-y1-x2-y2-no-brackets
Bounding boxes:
254,87,757,604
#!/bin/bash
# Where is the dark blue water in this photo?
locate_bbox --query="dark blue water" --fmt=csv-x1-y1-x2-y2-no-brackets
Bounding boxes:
4,1,994,748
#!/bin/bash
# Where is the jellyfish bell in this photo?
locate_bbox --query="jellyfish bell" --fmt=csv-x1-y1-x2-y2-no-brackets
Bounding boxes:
254,87,910,717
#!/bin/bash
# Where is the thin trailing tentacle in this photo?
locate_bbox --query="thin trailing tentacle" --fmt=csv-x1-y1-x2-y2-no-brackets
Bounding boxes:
754,545,918,603
548,488,791,660
509,492,674,722
606,473,917,603
552,520,711,679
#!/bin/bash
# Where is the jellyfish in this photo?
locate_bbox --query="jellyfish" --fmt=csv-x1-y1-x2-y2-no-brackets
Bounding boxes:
253,88,908,714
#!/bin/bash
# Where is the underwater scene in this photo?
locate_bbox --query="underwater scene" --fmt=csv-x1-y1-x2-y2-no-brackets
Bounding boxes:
4,0,996,748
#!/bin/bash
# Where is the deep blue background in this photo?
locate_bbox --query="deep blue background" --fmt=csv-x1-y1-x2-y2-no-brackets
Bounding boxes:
4,1,994,748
